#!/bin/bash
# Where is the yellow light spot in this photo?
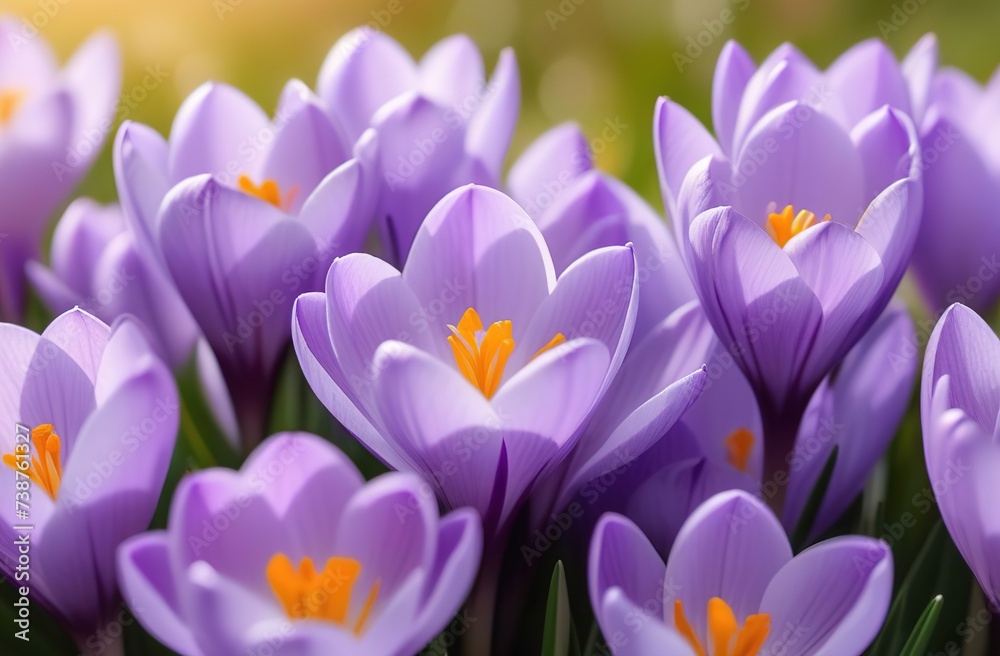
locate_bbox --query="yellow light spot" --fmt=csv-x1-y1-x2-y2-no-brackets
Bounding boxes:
447,308,565,399
237,174,298,211
724,428,755,473
3,424,63,501
675,598,770,656
765,205,830,248
0,89,25,126
266,554,379,635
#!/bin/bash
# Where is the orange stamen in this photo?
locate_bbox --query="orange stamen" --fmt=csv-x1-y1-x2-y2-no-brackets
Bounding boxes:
766,205,830,248
266,554,379,635
2,424,63,500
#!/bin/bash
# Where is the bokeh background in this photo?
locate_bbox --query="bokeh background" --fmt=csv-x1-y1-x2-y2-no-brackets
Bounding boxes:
6,0,999,214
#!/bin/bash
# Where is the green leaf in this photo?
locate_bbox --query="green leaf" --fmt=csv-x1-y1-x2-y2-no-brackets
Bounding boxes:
542,561,571,656
791,445,839,550
898,595,943,656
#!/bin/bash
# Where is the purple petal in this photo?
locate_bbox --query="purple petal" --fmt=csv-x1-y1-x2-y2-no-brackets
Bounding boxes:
167,82,270,182
826,39,911,127
712,40,756,156
760,537,892,655
113,121,171,252
118,533,202,656
783,305,915,537
291,293,409,471
851,106,920,205
589,513,667,622
371,340,503,517
259,79,350,210
239,433,364,560
60,30,121,168
317,28,418,141
465,47,520,181
334,472,436,603
403,185,556,342
653,97,722,218
507,122,591,215
493,339,611,522
922,303,1000,433
732,102,866,228
784,220,884,387
688,207,823,407
665,492,791,642
902,33,938,124
507,245,636,388
418,34,485,108
370,95,472,262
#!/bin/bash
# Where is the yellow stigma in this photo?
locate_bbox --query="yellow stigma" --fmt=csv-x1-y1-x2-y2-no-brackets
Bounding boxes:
675,598,770,656
0,89,25,126
3,424,63,501
724,428,755,473
266,554,379,635
447,307,565,399
237,174,298,211
766,205,830,248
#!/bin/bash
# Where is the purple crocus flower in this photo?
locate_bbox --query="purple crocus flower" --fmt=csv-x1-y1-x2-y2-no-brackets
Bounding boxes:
545,301,760,556
782,304,915,539
0,20,120,321
0,309,178,654
293,184,638,537
318,29,519,263
655,41,922,474
508,122,695,339
590,491,893,656
922,303,1000,609
118,432,481,656
903,35,1000,314
25,199,198,369
118,80,377,449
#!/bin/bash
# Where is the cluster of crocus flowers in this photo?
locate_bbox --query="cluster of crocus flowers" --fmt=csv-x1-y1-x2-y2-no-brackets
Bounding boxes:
655,39,923,475
6,17,1000,656
922,303,1000,610
0,309,178,650
590,491,893,656
0,20,121,322
118,432,481,655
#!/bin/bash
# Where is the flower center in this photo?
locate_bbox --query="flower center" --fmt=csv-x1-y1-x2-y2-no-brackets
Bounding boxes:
675,598,770,656
2,424,63,501
237,174,298,210
266,554,379,635
766,205,830,248
724,428,754,473
447,307,565,399
0,89,25,126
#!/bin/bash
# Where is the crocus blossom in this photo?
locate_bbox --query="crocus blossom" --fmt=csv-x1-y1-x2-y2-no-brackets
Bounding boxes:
545,301,759,555
921,303,1000,609
590,491,893,656
119,80,377,449
293,184,639,536
26,199,198,369
318,29,519,263
655,40,922,472
782,304,915,539
118,432,481,656
0,309,178,651
903,35,1000,314
507,122,695,339
0,20,120,321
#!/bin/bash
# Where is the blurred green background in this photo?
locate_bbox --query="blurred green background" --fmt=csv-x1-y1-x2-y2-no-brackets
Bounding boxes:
6,0,999,213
